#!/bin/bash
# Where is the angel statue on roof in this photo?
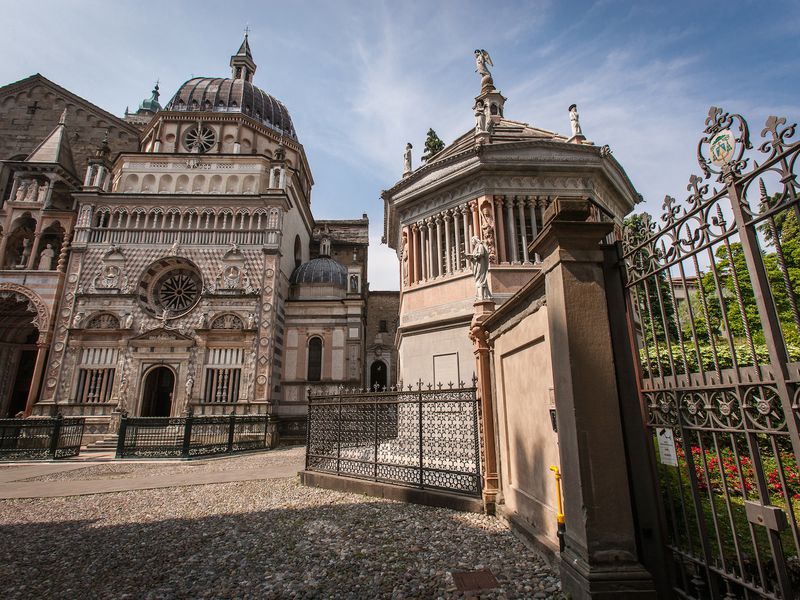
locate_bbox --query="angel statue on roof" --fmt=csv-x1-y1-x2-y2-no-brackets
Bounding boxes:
474,49,495,93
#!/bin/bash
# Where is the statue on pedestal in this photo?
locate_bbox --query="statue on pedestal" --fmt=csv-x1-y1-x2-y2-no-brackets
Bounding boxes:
569,104,583,137
18,238,32,268
474,100,488,134
403,143,413,176
474,49,495,94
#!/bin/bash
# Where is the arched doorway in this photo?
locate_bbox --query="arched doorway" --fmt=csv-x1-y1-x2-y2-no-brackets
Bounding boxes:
370,360,387,391
0,292,41,417
140,367,175,417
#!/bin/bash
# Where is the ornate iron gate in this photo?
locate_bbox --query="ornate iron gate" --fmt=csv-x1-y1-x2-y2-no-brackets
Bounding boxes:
305,382,482,497
622,107,800,598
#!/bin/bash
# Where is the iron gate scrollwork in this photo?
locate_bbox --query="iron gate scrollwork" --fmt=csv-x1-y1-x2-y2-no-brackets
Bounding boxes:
305,382,482,497
622,107,800,598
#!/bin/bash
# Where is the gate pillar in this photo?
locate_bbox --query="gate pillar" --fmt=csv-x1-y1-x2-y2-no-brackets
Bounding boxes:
531,198,656,599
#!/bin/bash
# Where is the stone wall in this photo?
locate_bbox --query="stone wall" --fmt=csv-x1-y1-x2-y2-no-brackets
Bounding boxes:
0,75,140,176
365,291,399,385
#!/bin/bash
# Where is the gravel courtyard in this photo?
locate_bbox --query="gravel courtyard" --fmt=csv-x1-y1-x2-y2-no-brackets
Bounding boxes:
0,447,561,599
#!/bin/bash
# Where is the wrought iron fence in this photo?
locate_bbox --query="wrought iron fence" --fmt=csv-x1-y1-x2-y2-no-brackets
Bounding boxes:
622,107,800,598
116,412,274,458
0,415,85,460
305,382,482,497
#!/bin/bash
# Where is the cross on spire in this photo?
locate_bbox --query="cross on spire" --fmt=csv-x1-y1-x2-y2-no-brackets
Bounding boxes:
244,24,250,37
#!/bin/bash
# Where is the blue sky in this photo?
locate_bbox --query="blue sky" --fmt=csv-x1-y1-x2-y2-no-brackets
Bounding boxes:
1,1,798,289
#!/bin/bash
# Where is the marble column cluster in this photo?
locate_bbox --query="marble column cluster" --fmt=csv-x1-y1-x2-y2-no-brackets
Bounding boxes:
403,195,551,287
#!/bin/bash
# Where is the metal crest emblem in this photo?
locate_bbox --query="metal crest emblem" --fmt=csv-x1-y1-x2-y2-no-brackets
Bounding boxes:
709,129,736,165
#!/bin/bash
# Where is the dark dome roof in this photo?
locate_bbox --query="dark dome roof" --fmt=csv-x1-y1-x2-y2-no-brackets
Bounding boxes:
290,257,348,287
165,77,297,140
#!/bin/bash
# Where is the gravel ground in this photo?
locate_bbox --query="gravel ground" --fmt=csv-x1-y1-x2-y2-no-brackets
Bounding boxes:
13,446,306,483
0,471,561,599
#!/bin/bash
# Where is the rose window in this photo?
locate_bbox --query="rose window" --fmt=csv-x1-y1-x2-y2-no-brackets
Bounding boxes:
137,258,203,318
183,125,216,153
154,269,201,312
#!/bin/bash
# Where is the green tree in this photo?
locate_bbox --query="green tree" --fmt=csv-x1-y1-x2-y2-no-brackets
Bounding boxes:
421,129,445,162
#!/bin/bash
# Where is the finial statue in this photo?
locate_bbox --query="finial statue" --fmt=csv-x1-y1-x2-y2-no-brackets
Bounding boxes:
468,236,492,301
403,143,413,176
474,49,495,94
569,104,583,138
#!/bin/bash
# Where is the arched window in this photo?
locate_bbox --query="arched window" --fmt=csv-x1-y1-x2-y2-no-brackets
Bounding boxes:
294,235,302,269
307,337,322,382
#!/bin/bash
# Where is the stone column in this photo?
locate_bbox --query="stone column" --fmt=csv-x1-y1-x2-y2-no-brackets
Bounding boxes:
412,224,420,283
470,201,479,243
419,221,428,281
23,338,50,416
461,205,471,261
528,196,539,242
443,212,452,275
505,198,518,263
453,209,462,272
425,218,435,279
517,197,530,263
435,215,443,278
494,196,507,264
470,300,499,514
530,198,656,598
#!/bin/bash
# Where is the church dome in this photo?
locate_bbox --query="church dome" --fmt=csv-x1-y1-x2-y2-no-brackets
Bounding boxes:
290,257,348,287
165,77,296,139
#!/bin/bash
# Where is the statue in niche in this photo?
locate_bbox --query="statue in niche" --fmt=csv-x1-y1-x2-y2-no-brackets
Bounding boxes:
198,311,209,329
247,313,256,329
474,49,495,93
479,201,496,263
37,244,55,270
122,313,134,329
37,183,48,204
24,180,39,202
403,143,412,175
160,309,170,329
468,236,492,301
569,104,582,137
17,238,32,268
474,100,488,134
15,180,28,202
73,312,84,328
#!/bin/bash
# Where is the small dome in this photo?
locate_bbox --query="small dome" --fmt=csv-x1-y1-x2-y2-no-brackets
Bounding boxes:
290,257,347,287
165,77,296,139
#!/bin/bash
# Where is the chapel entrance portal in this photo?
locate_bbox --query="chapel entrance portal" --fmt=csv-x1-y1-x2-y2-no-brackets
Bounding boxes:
0,293,40,417
140,367,175,417
370,360,387,391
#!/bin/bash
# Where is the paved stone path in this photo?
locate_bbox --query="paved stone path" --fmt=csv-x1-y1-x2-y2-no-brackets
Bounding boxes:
0,446,562,598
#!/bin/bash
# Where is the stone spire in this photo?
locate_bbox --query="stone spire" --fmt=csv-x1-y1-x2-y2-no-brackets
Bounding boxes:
230,31,257,82
26,109,77,177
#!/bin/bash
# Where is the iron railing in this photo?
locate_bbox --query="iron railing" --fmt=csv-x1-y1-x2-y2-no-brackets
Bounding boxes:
305,382,482,497
116,412,273,458
0,415,85,460
622,107,800,598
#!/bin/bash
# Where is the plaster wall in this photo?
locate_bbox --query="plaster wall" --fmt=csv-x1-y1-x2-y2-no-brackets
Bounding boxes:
398,322,473,386
491,304,560,550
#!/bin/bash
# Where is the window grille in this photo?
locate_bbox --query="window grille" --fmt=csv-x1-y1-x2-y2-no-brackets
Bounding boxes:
203,348,244,403
74,347,118,403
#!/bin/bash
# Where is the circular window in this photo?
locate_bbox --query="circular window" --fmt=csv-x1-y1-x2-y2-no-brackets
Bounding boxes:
138,257,203,318
183,125,216,153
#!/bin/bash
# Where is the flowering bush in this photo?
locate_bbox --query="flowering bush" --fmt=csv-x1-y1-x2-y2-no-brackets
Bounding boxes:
673,443,800,501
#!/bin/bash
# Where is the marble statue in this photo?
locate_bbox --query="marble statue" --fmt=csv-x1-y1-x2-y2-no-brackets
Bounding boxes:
18,238,32,267
185,375,194,401
37,244,55,270
122,313,134,329
25,180,39,202
247,313,256,329
37,182,48,204
569,104,582,137
160,309,170,328
474,101,487,134
15,180,28,202
198,311,209,329
403,143,412,175
479,201,496,263
73,312,84,328
468,236,492,301
474,49,494,93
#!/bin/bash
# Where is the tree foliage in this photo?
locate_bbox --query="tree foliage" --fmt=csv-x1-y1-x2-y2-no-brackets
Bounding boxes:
421,129,445,162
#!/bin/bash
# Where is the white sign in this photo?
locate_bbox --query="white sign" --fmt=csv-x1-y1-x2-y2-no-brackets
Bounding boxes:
709,129,736,165
656,427,678,467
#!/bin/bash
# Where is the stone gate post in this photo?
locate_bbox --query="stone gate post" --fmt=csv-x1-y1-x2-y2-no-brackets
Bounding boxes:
530,198,656,599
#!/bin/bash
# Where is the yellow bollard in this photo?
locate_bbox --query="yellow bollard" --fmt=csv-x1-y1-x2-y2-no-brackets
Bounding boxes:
550,465,566,551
